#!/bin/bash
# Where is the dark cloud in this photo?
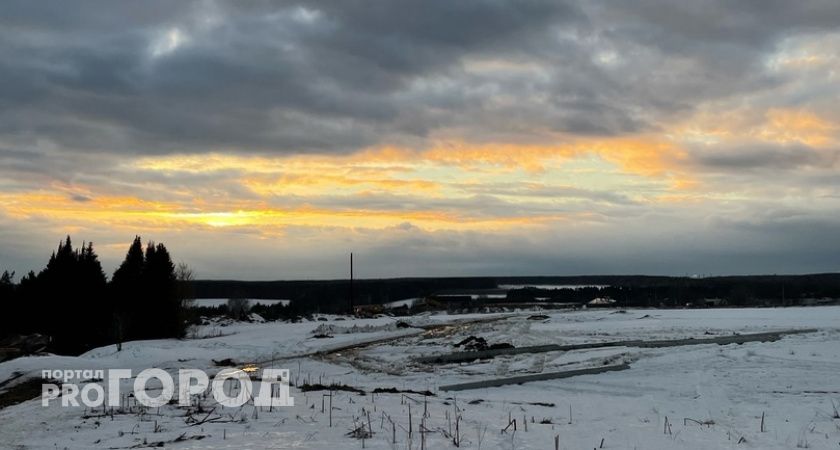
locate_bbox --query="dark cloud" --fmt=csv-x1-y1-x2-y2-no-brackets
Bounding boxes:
2,0,837,163
457,182,638,205
0,0,581,158
70,194,92,202
355,212,840,278
1,1,840,277
595,0,840,50
691,143,838,171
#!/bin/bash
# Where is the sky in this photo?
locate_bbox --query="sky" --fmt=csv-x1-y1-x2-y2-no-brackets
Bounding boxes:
1,0,839,280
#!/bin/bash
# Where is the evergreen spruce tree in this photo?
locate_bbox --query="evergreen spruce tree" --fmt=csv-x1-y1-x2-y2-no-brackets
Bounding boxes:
112,238,184,340
39,237,75,350
23,237,109,353
0,271,15,338
112,236,144,287
16,271,39,335
2,235,193,351
141,242,182,338
111,236,145,343
76,242,109,348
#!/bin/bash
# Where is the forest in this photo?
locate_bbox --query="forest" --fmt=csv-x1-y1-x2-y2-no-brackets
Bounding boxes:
0,236,189,354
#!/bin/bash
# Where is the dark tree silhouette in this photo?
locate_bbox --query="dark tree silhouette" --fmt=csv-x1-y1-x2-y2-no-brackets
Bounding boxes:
111,237,184,341
14,270,39,335
76,241,109,347
112,237,145,288
14,237,111,353
141,242,182,339
0,270,15,337
111,236,145,344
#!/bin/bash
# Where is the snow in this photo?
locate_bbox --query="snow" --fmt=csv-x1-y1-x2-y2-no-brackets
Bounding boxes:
383,298,422,309
587,297,616,305
1,307,839,449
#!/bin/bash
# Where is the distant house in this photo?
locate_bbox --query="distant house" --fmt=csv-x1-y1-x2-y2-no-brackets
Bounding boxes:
587,297,616,307
382,297,426,315
429,294,474,310
703,298,727,307
383,298,422,309
352,303,384,317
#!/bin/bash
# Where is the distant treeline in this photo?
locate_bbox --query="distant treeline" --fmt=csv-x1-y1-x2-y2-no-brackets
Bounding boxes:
4,240,839,355
0,236,189,355
192,273,840,310
504,274,840,307
193,277,497,313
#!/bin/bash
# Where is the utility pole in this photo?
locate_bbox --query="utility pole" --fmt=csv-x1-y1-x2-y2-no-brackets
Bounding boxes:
349,252,354,314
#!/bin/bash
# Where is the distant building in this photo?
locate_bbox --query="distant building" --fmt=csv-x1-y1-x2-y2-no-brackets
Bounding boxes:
703,298,727,307
352,303,384,317
587,297,616,306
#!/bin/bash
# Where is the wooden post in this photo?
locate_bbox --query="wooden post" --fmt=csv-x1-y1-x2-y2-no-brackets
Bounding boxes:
455,414,461,447
421,417,426,450
349,253,354,314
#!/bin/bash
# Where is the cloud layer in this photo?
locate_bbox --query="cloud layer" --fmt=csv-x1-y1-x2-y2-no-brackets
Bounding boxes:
1,1,839,278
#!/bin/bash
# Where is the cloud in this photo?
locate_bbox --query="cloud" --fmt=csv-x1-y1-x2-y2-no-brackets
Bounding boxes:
70,194,92,202
4,0,836,163
690,143,838,171
1,1,840,277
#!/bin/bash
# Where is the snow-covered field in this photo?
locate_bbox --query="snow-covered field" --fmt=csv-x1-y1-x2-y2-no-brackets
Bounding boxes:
1,307,839,449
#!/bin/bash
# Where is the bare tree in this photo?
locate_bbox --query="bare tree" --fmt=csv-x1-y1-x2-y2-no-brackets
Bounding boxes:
175,262,195,309
227,297,250,320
